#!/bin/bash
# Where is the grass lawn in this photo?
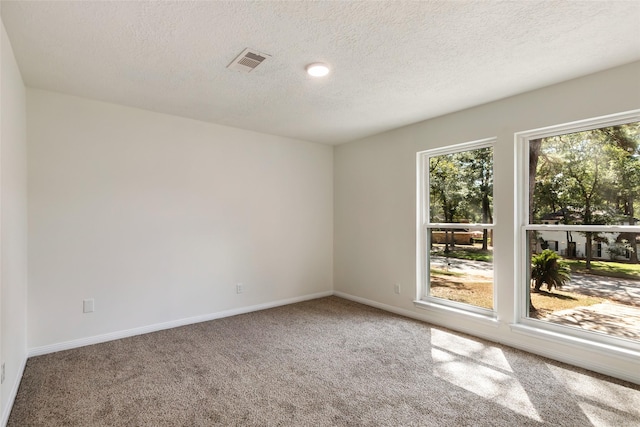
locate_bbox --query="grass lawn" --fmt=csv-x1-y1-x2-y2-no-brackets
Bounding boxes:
564,259,640,280
430,275,493,309
430,268,465,277
430,274,605,314
430,245,493,263
529,289,604,318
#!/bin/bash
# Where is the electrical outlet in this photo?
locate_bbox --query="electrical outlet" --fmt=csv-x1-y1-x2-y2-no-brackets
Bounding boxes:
1,362,5,384
236,283,244,294
83,298,95,313
394,283,401,294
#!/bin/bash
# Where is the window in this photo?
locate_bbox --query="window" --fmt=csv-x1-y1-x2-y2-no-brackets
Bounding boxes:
418,139,495,316
517,111,640,350
544,240,559,252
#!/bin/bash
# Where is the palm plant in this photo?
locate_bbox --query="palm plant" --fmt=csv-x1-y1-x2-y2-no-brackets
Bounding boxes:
531,249,571,292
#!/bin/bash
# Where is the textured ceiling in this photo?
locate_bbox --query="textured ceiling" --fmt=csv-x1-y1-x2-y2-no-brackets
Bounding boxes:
2,1,639,145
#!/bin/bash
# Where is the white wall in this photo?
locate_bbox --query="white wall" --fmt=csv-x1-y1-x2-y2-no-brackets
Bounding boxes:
27,89,333,350
0,20,28,424
334,61,640,383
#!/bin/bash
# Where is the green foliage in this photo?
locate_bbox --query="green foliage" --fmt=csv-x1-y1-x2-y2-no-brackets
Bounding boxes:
564,259,640,280
429,147,493,224
532,122,640,226
531,250,572,292
431,249,493,263
429,147,494,252
606,240,634,261
429,155,464,223
531,122,640,266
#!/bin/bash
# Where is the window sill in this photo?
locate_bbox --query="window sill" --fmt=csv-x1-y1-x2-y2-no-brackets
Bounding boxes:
414,300,500,328
509,322,640,362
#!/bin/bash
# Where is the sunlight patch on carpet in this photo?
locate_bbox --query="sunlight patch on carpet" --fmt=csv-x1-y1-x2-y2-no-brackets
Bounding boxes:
432,348,542,421
577,401,639,427
546,364,640,418
431,328,512,372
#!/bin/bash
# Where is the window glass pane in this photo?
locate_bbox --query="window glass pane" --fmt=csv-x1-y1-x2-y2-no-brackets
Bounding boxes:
429,227,493,309
527,231,640,342
529,122,640,226
426,144,494,311
429,147,493,224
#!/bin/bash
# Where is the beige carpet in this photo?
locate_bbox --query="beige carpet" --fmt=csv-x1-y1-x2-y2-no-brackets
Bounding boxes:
8,296,640,426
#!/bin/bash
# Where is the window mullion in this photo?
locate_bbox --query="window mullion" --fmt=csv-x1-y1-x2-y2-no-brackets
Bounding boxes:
428,223,494,229
525,224,640,233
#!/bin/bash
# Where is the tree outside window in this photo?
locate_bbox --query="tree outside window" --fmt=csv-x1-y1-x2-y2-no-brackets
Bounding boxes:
420,141,495,313
525,119,640,343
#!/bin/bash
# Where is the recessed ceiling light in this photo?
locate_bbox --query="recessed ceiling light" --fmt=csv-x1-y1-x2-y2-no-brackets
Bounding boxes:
306,63,330,77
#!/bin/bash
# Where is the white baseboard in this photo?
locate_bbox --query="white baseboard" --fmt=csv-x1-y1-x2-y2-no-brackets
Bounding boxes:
332,291,501,343
334,291,430,322
23,289,639,387
28,290,333,358
333,291,640,385
1,355,27,427
332,291,497,336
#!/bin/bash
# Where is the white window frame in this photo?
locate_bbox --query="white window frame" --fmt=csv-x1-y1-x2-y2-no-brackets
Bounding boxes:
514,109,640,354
416,138,496,319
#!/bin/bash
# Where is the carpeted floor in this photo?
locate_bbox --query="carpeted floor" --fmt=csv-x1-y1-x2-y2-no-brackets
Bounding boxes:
8,296,640,426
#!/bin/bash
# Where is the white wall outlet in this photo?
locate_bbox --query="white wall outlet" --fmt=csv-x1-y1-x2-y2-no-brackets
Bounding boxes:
394,283,401,294
236,283,244,294
83,298,95,313
1,362,5,384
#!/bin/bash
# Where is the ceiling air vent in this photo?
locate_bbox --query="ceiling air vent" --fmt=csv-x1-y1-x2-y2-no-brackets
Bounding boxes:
227,48,270,73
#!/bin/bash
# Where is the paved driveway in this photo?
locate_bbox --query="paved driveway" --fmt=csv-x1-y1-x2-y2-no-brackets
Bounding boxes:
546,272,640,340
561,272,639,306
430,256,493,279
432,256,639,306
431,256,640,340
431,256,640,339
541,302,640,340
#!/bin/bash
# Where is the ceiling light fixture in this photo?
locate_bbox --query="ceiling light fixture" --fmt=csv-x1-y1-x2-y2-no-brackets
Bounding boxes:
306,63,330,77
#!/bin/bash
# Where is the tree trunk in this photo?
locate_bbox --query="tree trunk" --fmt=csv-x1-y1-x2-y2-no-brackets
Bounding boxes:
444,230,450,253
533,279,543,291
584,198,593,270
629,195,638,263
528,140,542,314
585,232,593,270
529,139,541,225
629,233,638,264
482,193,490,250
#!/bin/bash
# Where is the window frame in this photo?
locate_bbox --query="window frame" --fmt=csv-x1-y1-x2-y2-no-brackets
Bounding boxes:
514,109,640,353
416,138,496,318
